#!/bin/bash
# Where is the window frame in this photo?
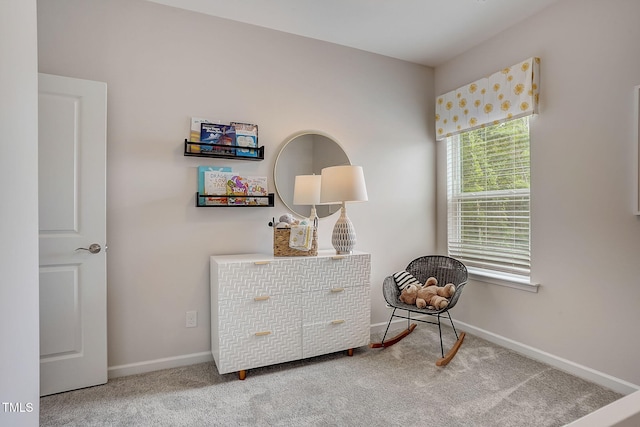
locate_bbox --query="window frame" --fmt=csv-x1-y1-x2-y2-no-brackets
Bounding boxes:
446,117,538,291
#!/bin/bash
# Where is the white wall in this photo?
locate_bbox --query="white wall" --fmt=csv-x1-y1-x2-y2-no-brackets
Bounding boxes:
0,1,40,426
37,0,434,370
34,0,640,393
435,0,640,387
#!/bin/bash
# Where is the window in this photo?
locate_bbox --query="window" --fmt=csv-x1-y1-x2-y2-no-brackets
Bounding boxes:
446,116,530,279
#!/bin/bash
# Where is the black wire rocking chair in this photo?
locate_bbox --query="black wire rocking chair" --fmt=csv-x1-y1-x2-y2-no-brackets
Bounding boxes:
370,255,468,366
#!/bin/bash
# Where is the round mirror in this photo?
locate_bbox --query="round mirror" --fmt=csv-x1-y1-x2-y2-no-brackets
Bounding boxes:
274,131,350,219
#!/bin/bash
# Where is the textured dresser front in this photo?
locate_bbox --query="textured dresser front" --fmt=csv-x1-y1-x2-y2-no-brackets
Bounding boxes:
300,254,371,359
210,251,371,377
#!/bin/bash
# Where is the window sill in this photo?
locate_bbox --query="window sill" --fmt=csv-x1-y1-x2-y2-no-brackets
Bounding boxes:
467,267,539,293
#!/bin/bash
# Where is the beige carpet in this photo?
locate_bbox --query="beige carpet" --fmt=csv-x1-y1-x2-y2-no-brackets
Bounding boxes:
40,326,622,426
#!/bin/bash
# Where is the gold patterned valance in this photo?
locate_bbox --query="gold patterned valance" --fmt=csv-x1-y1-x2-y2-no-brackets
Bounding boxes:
435,57,540,141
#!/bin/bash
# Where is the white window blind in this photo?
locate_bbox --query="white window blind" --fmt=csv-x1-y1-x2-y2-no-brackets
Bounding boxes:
447,117,530,278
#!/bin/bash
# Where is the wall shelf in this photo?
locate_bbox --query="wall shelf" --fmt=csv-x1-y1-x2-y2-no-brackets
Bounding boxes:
183,139,264,161
196,192,274,207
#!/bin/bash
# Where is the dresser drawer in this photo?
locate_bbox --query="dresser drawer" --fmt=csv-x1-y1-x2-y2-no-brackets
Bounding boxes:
302,286,369,324
302,317,370,359
299,254,371,291
218,294,302,337
211,252,371,377
217,327,302,374
302,285,370,359
216,259,304,300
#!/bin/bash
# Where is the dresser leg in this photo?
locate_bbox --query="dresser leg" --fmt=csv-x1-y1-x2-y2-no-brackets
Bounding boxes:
347,348,354,357
238,370,247,380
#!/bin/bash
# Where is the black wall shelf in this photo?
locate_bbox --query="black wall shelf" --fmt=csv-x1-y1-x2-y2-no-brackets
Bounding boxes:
183,139,264,161
196,192,274,207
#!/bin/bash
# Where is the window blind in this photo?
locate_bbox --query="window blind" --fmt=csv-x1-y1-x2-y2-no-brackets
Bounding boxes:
447,117,530,278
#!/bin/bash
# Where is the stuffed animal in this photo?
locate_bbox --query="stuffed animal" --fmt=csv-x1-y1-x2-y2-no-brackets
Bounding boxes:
416,283,455,309
276,213,300,228
279,213,297,224
399,283,420,305
399,276,456,310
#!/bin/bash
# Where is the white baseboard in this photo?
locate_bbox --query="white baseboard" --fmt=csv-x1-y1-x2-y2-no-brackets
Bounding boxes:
108,351,213,379
370,316,639,396
108,320,639,396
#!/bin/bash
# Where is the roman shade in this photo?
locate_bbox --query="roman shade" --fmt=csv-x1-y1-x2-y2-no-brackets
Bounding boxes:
435,57,540,141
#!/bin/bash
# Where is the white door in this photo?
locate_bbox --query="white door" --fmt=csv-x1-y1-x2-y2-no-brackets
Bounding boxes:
38,73,108,396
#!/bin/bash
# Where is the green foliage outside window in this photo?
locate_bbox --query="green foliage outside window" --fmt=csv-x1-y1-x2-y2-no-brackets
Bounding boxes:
448,117,530,276
459,118,530,193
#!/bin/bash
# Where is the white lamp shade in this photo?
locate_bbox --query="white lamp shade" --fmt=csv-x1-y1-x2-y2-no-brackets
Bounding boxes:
293,174,322,205
320,165,368,204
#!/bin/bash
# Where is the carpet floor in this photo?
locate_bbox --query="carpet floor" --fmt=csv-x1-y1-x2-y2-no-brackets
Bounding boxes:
40,326,622,426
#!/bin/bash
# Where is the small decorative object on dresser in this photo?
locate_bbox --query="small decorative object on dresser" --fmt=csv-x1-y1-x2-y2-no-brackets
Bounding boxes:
210,251,371,380
320,165,368,255
273,226,318,257
271,214,318,257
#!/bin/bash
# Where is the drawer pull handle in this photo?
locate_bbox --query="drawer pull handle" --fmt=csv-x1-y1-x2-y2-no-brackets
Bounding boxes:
254,295,270,301
331,319,345,325
254,261,271,265
331,256,346,260
255,331,272,336
330,287,345,293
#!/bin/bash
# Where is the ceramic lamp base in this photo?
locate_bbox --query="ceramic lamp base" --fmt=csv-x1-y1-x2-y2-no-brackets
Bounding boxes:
332,206,356,254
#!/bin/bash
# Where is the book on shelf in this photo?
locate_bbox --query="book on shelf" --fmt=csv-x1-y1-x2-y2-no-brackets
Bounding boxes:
199,165,231,193
246,176,268,205
202,167,232,206
201,123,235,155
226,175,249,206
231,122,258,158
188,117,212,153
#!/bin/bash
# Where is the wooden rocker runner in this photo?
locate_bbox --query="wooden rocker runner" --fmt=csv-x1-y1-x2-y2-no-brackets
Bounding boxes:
369,255,468,366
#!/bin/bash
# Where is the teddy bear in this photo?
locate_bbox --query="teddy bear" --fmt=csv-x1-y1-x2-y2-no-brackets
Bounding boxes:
399,276,456,310
399,283,420,305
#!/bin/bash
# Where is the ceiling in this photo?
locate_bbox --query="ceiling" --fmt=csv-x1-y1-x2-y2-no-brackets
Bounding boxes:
146,0,560,67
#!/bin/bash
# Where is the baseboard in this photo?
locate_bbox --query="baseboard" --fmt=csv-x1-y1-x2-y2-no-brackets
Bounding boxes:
370,316,640,395
108,351,213,379
109,320,640,395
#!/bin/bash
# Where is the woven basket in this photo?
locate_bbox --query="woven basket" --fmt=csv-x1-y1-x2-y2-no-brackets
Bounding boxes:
273,227,318,257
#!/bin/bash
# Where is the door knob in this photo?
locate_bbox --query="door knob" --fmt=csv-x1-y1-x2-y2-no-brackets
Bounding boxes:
75,243,102,254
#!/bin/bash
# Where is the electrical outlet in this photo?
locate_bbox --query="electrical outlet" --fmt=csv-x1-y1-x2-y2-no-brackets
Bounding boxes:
186,310,197,328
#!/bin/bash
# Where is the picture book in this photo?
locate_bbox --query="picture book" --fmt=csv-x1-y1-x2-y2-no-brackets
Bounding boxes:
198,166,231,195
246,176,268,205
203,195,227,206
201,123,235,155
231,122,258,158
188,117,212,153
226,175,249,206
203,169,233,206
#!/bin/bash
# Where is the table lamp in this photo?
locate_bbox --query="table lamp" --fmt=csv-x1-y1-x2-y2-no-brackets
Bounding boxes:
293,174,322,222
320,165,368,254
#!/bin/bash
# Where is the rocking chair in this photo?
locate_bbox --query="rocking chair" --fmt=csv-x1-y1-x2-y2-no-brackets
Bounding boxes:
370,255,468,366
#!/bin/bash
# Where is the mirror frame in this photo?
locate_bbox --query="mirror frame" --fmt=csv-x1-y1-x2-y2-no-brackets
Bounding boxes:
274,130,350,219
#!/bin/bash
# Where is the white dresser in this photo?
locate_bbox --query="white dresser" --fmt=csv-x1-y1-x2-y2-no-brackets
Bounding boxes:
210,250,371,379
